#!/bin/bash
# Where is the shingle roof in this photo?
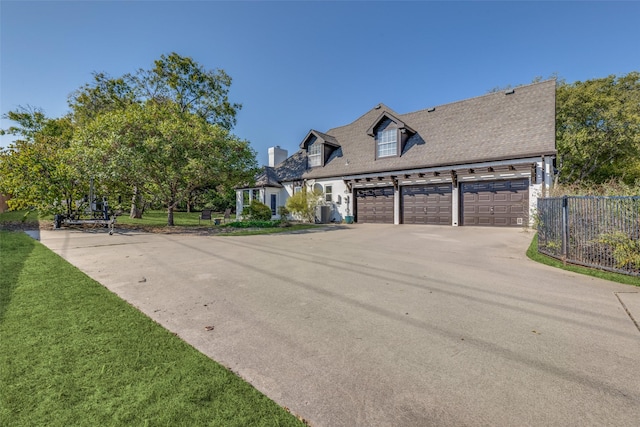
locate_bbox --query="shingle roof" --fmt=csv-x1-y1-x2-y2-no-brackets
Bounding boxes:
254,166,283,188
273,149,307,182
302,80,556,179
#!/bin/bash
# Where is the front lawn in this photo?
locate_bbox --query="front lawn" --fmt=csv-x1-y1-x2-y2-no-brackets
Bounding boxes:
0,231,306,426
0,210,320,236
115,209,214,227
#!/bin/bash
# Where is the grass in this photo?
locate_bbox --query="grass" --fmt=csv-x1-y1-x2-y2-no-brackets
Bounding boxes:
0,231,306,426
0,210,321,236
526,233,640,287
115,209,211,227
0,209,40,226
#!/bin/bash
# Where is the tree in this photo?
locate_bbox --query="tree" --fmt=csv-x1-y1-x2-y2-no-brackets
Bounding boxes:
556,72,640,184
0,109,79,214
73,101,257,226
127,52,241,130
285,188,323,223
68,53,244,218
68,72,137,126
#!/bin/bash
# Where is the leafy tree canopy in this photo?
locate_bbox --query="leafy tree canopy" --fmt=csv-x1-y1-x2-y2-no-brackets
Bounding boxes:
556,72,640,184
73,101,257,226
0,110,80,213
2,53,254,221
69,52,240,130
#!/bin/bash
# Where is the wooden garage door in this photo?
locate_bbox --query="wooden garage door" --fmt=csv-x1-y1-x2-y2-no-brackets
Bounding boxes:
402,184,452,225
461,179,528,227
356,187,394,224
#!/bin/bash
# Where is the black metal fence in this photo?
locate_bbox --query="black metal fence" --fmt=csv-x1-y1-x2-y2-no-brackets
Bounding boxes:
537,196,640,276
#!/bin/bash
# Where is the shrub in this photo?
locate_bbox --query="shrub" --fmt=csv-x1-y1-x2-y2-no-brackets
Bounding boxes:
597,231,640,272
550,178,640,197
243,200,272,221
277,206,291,226
222,220,280,228
285,189,323,223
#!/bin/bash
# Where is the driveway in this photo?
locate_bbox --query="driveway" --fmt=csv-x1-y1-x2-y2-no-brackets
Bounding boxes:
38,225,640,426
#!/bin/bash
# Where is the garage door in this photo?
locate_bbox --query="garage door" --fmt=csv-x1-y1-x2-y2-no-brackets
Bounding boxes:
461,179,528,226
356,187,394,224
402,184,452,225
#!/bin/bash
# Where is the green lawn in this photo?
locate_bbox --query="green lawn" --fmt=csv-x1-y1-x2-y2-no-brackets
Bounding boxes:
0,209,40,226
115,209,215,227
0,210,319,236
0,231,306,426
526,233,640,287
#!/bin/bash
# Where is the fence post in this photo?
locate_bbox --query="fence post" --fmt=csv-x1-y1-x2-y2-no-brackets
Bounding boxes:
562,196,568,260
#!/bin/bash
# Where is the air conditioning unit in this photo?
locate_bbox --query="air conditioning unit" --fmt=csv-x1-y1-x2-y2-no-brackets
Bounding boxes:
315,205,331,224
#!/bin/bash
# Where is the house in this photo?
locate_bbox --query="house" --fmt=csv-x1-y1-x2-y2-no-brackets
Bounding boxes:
237,80,556,227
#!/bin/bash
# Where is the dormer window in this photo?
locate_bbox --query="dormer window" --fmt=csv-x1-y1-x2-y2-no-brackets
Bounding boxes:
367,110,415,160
308,141,322,167
377,128,397,158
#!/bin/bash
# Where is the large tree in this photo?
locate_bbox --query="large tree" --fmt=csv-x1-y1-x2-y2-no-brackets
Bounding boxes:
0,107,80,213
73,101,257,226
67,52,247,218
556,72,640,184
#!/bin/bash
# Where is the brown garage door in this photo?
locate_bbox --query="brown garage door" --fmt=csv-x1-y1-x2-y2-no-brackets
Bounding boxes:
461,179,528,227
402,184,452,225
356,187,394,224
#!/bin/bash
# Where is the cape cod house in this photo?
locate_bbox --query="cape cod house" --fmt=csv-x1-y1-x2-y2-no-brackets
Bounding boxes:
237,80,556,227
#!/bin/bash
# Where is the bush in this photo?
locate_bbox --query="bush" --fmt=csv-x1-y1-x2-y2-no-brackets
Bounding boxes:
550,178,640,197
243,200,272,221
285,189,323,223
277,206,291,226
597,231,640,272
222,220,280,228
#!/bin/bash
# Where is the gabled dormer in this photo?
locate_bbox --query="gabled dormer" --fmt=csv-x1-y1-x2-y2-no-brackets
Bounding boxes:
366,109,416,159
299,130,340,168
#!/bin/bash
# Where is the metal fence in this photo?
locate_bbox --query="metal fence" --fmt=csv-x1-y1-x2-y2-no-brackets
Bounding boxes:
537,196,640,276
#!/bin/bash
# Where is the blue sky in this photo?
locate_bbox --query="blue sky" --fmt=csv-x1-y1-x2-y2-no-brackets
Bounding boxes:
1,1,639,165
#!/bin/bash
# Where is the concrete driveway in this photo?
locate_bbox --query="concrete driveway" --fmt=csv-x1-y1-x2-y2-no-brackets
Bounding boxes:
38,225,640,426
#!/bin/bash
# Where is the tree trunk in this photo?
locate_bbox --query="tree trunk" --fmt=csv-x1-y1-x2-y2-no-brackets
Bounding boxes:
130,186,143,219
167,204,175,226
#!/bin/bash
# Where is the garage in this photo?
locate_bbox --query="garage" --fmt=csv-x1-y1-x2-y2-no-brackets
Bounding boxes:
402,184,452,225
461,179,528,226
356,187,394,223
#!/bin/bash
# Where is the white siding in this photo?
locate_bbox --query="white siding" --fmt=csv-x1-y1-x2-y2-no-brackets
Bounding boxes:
309,178,351,222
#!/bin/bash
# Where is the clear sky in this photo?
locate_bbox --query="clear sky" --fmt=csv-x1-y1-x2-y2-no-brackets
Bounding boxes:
1,1,639,165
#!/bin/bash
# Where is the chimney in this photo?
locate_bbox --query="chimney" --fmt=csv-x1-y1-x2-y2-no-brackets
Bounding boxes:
268,146,288,167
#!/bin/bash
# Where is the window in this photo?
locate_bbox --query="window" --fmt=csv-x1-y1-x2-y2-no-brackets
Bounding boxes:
252,189,261,202
308,142,321,167
377,128,397,158
325,185,333,203
294,186,302,194
242,190,250,211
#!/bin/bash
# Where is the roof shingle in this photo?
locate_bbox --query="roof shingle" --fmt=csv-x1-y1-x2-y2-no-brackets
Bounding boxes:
301,79,556,179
